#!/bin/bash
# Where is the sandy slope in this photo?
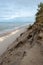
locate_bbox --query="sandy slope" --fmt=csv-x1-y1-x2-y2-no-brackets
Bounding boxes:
0,24,43,65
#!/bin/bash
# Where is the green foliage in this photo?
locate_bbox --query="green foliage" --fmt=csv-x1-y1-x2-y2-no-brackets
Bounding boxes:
36,2,43,16
38,2,43,8
36,2,43,24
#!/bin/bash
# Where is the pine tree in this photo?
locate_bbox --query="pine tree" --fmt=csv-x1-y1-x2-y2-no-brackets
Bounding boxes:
36,2,43,24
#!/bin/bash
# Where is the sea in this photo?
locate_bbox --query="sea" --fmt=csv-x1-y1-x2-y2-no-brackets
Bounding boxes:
0,22,33,36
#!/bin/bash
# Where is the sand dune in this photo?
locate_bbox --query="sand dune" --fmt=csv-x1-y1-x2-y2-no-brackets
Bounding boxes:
0,24,43,65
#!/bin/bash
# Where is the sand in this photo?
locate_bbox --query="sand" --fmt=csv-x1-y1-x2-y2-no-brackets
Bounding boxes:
0,23,43,65
0,26,28,56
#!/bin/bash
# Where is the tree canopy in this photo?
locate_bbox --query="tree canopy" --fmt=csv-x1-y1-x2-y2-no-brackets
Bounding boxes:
36,2,43,24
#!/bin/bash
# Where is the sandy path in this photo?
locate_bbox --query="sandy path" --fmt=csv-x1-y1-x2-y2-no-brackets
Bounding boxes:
0,27,27,56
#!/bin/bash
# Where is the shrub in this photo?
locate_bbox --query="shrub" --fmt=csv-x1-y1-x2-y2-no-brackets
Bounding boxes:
27,25,32,30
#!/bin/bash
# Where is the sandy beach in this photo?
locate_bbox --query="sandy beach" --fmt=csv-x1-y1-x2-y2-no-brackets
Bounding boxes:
0,22,43,65
0,26,28,56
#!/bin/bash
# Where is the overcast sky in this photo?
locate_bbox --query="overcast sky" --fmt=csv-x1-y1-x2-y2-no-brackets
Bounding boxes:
0,0,43,21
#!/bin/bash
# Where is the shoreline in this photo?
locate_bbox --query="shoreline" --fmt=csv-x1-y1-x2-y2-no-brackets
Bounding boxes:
0,24,29,37
0,25,29,56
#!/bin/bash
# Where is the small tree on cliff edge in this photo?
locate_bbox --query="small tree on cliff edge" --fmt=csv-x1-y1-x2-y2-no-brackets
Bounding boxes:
36,2,43,24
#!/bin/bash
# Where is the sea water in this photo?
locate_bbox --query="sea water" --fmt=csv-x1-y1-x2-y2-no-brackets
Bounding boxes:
0,22,31,31
0,21,33,36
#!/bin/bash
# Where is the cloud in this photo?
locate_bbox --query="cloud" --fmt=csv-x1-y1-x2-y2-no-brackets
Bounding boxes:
0,0,43,20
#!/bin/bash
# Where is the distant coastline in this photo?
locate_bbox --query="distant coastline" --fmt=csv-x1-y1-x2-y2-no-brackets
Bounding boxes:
0,21,33,32
0,23,30,37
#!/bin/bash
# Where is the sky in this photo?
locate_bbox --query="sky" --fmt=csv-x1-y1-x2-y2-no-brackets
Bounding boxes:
0,0,43,21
